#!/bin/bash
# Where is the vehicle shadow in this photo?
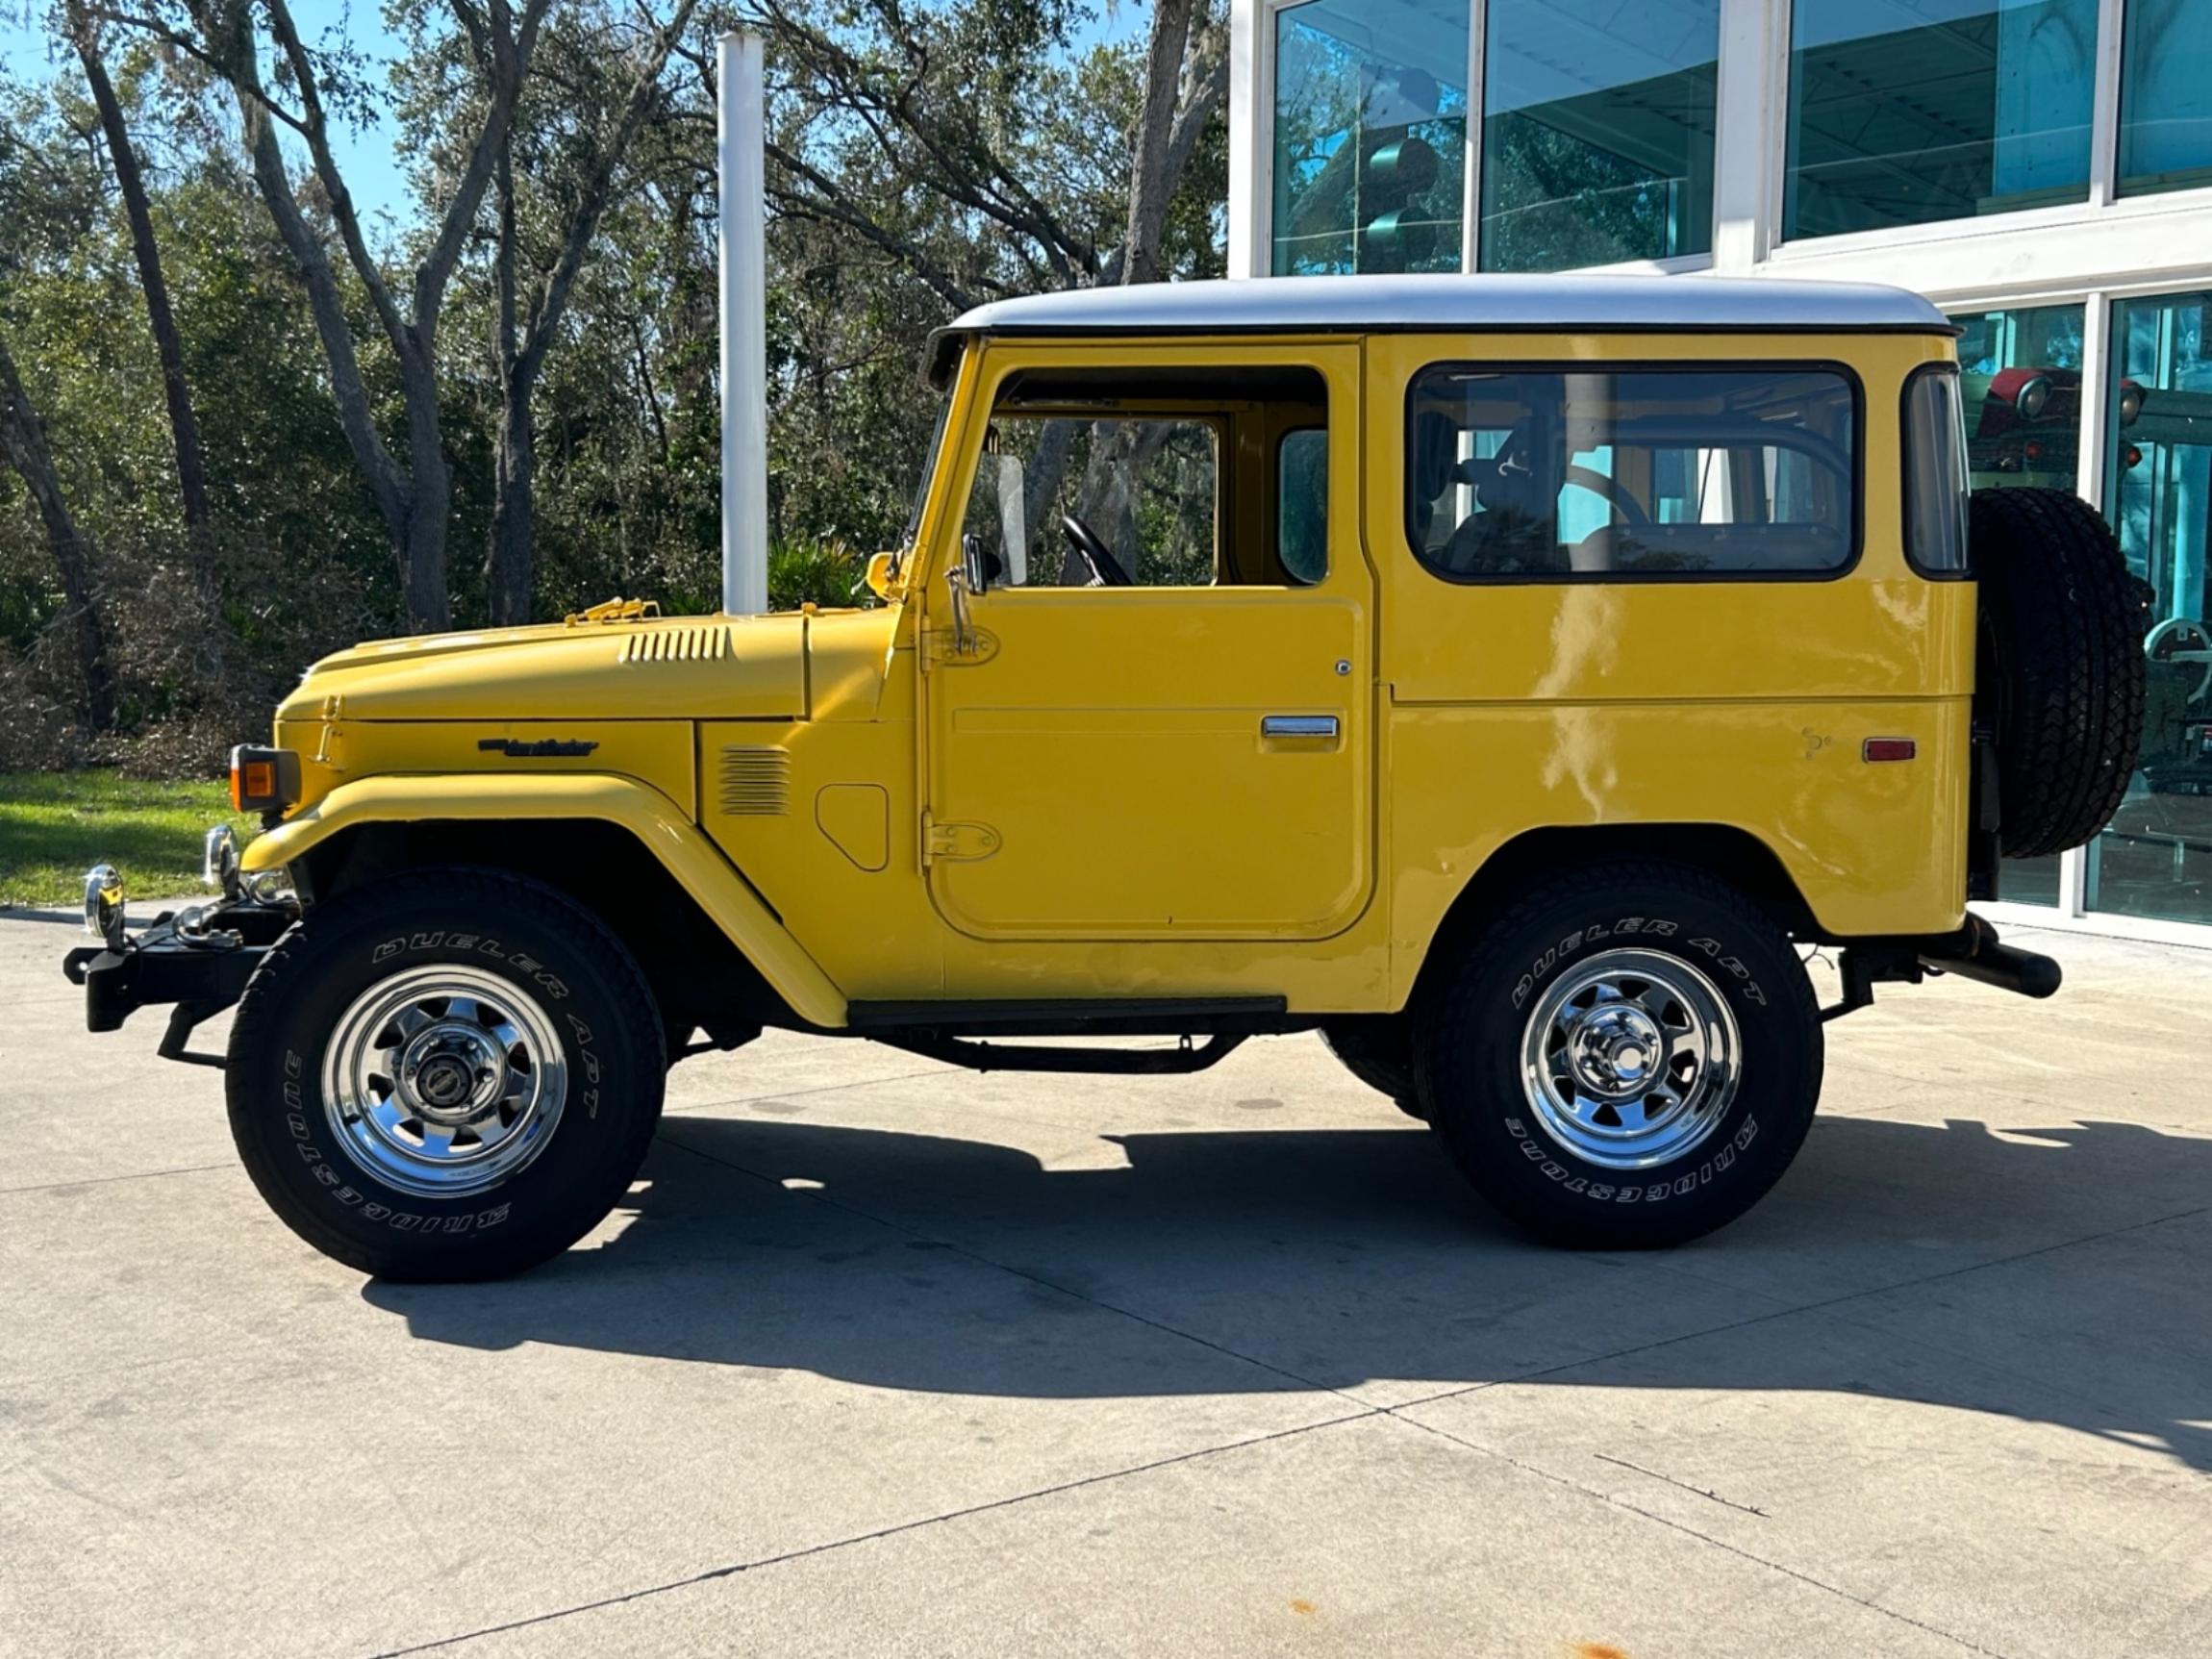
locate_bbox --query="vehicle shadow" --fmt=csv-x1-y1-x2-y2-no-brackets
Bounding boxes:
363,1111,2212,1469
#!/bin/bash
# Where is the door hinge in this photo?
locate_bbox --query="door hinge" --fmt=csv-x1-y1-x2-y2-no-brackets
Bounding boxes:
921,812,1000,867
921,625,999,666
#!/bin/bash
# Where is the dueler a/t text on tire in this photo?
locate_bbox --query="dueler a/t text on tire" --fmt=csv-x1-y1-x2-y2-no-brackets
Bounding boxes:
1416,862,1822,1248
226,867,666,1281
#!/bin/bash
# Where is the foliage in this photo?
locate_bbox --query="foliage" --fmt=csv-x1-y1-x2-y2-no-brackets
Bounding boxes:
766,536,865,609
0,769,255,907
0,1,1230,773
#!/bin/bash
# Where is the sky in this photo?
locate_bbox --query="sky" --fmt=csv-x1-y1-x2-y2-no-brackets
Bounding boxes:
1,1,1149,226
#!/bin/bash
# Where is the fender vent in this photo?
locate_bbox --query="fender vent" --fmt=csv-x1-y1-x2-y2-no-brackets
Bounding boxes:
622,625,731,664
718,746,790,816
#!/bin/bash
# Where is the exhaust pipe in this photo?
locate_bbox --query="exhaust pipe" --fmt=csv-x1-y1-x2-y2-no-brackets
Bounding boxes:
1918,915,2062,999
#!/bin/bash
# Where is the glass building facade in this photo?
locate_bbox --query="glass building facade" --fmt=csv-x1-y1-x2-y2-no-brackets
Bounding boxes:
1271,0,1470,275
1784,0,2099,239
1478,0,1719,270
1235,0,2212,940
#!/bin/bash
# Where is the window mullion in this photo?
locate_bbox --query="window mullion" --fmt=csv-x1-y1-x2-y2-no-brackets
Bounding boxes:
1461,0,1485,273
2089,0,2124,208
2069,289,2112,921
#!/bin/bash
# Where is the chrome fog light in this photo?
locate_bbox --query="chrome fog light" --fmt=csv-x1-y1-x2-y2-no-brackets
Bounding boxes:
84,865,125,948
203,823,240,900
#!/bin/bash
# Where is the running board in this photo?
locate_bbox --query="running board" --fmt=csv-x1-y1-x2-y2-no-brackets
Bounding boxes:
844,995,1292,1039
873,1032,1248,1075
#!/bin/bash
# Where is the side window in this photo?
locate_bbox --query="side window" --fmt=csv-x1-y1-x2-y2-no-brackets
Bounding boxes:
1902,364,1971,577
1407,366,1860,579
1278,428,1328,584
963,417,1218,588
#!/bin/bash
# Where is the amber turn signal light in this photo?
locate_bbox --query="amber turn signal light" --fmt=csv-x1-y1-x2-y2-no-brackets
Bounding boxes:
229,745,302,813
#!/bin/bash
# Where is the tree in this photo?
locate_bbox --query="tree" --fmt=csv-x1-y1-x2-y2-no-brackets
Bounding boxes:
117,0,555,631
0,330,117,729
0,0,1234,755
483,0,700,624
740,0,1228,567
65,0,212,532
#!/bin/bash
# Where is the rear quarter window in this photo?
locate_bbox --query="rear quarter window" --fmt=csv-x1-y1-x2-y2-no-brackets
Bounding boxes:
1406,364,1862,581
1901,363,1971,578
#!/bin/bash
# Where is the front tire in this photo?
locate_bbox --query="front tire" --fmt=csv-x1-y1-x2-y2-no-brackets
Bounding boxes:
226,867,666,1280
1416,862,1821,1248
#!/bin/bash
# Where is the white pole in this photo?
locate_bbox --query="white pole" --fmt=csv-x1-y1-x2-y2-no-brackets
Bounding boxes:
718,30,768,616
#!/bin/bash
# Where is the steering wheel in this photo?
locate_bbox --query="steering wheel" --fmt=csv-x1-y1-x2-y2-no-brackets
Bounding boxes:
1061,514,1133,587
1563,465,1652,529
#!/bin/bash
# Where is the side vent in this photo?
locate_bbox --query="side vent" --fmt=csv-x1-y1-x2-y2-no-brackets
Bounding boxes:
622,625,731,664
718,746,791,816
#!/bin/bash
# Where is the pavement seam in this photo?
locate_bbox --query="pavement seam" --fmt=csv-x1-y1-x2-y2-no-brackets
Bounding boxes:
1381,1195,2212,1420
360,1406,1384,1658
660,1065,948,1116
1588,1452,1769,1517
378,1122,2202,1659
662,1119,2212,1448
647,1124,2029,1655
654,1128,1353,1397
0,1160,232,1196
1381,1406,2017,1658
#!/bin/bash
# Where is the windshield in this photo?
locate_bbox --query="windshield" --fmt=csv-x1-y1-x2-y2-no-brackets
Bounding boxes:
892,392,954,579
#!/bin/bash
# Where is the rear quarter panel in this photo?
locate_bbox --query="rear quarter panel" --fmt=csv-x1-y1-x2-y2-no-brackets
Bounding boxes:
1368,330,1973,1004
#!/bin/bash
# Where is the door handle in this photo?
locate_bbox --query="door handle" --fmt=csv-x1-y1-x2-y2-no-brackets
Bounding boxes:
1260,715,1339,740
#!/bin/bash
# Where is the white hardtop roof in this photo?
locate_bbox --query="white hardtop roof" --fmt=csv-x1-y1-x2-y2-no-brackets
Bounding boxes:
943,273,1952,339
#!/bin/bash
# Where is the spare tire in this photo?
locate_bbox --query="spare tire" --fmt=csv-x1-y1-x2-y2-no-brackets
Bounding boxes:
1971,487,2145,858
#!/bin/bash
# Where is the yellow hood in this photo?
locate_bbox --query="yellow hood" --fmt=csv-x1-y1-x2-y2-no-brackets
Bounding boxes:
279,612,812,723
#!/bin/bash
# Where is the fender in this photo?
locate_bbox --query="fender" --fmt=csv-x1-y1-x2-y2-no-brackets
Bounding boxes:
239,772,850,1029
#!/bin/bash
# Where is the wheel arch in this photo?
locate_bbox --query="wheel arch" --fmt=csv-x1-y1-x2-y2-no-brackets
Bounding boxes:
242,774,847,1030
1409,822,1820,1008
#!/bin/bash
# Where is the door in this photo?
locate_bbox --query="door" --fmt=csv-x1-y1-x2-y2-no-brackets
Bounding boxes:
921,344,1372,942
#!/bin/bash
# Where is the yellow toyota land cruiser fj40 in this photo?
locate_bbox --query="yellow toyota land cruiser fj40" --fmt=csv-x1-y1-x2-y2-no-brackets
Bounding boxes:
63,275,2145,1279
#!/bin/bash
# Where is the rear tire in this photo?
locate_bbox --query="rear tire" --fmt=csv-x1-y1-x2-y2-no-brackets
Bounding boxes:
1972,486,2145,858
226,867,666,1280
1416,863,1821,1248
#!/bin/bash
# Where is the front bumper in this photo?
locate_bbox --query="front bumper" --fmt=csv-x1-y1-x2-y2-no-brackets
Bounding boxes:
63,896,298,1065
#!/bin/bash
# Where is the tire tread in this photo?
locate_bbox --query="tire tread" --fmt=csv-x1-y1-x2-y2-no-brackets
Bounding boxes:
225,866,665,1280
1972,487,2146,860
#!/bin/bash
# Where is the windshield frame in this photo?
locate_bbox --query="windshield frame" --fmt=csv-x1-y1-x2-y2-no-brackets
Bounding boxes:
890,390,956,582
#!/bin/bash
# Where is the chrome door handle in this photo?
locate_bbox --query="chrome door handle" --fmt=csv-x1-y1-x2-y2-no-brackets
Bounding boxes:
1260,715,1339,739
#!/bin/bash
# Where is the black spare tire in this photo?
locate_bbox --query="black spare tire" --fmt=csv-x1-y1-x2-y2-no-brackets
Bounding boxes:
1971,486,2146,858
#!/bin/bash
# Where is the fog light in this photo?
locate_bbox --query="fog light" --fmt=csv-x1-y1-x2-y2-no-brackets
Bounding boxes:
2016,375,2051,419
84,864,125,948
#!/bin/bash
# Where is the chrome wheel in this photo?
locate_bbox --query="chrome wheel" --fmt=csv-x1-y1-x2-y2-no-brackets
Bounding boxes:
321,966,567,1198
1518,948,1739,1171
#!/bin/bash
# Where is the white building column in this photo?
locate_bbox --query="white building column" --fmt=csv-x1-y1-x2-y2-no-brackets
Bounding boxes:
717,30,769,616
1226,0,1266,278
1709,0,1781,274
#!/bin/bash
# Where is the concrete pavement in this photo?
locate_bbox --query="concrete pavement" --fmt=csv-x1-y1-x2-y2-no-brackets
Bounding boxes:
4,906,2210,1657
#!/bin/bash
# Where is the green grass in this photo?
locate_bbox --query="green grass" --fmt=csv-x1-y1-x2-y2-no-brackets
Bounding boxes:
0,771,256,910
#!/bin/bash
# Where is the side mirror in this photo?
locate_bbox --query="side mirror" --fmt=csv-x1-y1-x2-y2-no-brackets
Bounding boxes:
960,534,1001,595
865,550,898,600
